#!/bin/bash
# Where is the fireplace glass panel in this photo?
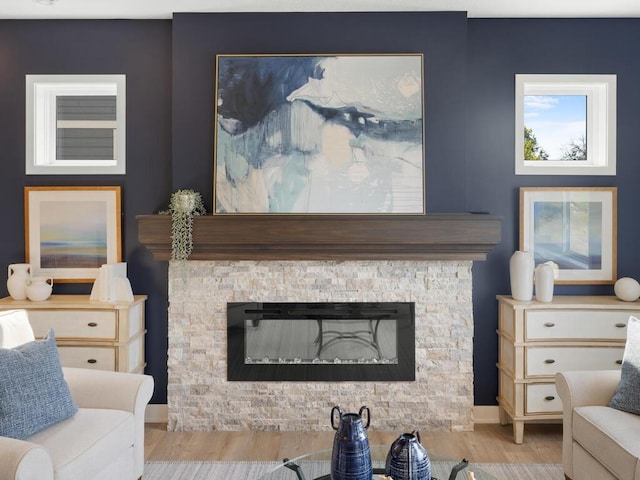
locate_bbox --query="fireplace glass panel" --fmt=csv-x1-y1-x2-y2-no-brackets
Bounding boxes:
246,317,397,364
228,302,414,381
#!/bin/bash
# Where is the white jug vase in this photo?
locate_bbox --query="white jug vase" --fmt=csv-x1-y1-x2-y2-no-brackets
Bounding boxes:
26,276,53,302
509,251,534,301
7,263,32,300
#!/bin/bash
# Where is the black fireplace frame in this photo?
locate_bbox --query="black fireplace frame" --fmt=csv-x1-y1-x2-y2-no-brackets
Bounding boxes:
227,302,415,381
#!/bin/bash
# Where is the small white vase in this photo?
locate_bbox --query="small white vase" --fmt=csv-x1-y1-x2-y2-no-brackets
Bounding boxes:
510,251,534,301
535,263,555,303
7,263,32,300
26,276,53,302
614,277,640,302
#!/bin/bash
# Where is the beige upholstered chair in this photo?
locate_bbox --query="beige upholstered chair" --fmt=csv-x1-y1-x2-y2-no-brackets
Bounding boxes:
0,309,153,480
556,370,640,480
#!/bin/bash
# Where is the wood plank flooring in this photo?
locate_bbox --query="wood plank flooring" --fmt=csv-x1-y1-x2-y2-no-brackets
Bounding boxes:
144,423,563,464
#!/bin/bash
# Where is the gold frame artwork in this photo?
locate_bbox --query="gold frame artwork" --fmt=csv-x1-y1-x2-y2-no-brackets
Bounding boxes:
25,186,122,282
520,187,617,284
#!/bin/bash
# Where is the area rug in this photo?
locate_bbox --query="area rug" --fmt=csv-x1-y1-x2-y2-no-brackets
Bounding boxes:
144,460,564,480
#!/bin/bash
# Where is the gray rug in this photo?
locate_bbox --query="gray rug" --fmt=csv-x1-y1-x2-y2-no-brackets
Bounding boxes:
144,461,564,480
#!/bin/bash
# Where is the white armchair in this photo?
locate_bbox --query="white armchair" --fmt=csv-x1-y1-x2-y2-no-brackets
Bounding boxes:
556,370,640,480
0,309,154,480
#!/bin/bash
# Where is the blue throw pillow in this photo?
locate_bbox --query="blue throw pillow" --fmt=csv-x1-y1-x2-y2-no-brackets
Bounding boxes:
610,316,640,415
0,329,78,439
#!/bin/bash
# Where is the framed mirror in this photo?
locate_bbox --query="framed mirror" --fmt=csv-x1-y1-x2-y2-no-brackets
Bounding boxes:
26,74,126,175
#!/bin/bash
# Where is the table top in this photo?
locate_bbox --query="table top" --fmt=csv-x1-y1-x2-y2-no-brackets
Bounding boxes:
258,444,496,480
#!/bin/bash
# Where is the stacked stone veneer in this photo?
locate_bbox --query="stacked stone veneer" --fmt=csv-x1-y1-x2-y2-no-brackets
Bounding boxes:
167,260,474,432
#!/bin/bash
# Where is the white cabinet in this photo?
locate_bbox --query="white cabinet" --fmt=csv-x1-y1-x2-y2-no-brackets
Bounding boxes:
0,295,146,373
496,295,633,444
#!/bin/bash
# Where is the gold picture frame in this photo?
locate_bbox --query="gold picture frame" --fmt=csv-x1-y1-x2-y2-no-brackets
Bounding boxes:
25,186,122,283
520,186,617,284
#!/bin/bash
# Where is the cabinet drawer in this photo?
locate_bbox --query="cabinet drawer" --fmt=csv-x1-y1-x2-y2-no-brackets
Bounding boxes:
28,310,117,340
526,383,562,414
526,310,633,341
57,346,116,371
526,346,624,377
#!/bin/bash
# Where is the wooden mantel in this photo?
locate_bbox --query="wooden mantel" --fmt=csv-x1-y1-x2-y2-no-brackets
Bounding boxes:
136,213,501,261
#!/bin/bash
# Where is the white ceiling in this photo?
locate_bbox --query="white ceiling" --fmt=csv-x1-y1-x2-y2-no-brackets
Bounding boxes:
2,0,640,19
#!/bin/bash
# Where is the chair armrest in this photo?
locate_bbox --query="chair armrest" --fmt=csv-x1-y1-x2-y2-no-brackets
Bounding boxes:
62,367,154,413
556,370,621,479
0,436,53,480
556,370,620,408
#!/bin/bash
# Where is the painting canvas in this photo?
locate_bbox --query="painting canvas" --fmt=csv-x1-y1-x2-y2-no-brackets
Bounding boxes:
214,54,425,214
25,186,121,282
520,187,617,284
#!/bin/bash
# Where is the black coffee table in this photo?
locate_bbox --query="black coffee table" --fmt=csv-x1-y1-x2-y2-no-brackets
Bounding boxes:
257,444,496,480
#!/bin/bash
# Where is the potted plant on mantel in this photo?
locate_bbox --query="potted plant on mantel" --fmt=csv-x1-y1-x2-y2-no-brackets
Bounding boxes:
161,189,206,260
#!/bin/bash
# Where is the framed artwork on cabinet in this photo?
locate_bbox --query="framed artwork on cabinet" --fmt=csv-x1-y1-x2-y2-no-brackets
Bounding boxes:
24,186,122,282
520,187,617,284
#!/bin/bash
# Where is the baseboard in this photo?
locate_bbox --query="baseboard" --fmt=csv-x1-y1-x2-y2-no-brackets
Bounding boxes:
146,404,501,425
473,406,501,424
145,404,168,423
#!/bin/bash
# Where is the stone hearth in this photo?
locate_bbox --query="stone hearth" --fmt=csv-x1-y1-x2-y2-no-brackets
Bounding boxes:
167,259,474,432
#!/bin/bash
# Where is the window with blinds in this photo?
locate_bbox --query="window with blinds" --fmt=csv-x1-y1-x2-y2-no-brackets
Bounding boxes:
56,95,117,161
26,74,126,175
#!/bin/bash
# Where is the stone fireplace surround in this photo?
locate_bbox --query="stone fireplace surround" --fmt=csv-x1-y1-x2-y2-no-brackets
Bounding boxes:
167,259,474,432
137,213,500,432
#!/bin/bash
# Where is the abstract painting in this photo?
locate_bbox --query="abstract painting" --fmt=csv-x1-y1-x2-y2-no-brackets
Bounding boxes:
214,54,425,214
25,186,121,282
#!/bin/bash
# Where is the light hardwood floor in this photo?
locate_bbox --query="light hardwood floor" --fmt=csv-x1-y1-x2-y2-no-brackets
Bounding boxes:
144,423,563,464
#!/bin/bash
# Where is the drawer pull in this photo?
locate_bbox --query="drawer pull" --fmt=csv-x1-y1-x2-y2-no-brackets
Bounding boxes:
544,322,555,327
87,322,98,327
616,323,627,328
544,359,556,364
87,359,97,364
616,360,623,365
545,396,555,401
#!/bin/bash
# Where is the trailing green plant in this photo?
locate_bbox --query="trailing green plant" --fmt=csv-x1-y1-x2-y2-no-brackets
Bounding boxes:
160,189,206,260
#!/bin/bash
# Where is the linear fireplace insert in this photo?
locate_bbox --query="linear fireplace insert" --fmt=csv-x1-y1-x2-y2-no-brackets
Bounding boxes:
227,302,415,381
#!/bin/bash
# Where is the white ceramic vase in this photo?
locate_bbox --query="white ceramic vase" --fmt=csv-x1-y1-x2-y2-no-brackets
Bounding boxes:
535,263,555,303
7,263,32,300
510,251,534,301
614,277,640,302
26,276,53,302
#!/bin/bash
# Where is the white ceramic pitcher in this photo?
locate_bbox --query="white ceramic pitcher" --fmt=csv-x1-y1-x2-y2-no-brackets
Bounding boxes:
26,276,54,302
7,263,32,300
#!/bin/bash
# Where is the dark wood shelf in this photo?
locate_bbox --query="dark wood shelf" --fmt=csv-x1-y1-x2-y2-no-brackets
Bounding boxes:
136,213,501,261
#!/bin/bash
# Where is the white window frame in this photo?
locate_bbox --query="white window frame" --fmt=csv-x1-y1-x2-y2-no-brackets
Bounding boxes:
515,74,616,176
26,74,126,175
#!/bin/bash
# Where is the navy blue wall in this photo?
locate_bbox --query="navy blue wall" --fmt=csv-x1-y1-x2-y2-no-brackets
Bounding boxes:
172,12,469,211
2,15,640,408
467,18,640,404
0,20,172,403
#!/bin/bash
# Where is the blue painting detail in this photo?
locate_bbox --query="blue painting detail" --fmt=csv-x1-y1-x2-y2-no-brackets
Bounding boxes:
215,55,424,214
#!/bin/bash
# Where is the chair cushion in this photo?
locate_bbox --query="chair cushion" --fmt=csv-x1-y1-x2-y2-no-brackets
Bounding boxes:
28,408,135,480
0,329,77,439
610,316,640,415
0,309,36,348
573,405,640,480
